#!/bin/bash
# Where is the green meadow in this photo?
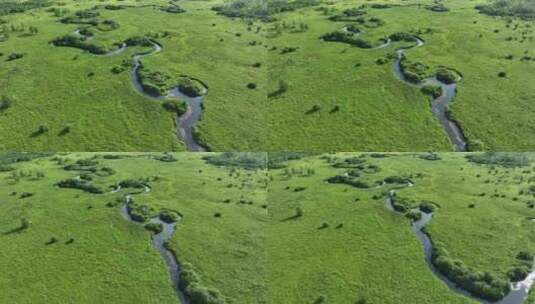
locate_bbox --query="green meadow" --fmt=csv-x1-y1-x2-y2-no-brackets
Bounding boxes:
0,152,268,303
1,152,534,303
267,152,535,303
1,0,534,151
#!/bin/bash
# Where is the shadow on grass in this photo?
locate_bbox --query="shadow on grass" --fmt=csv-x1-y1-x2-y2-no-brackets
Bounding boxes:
2,226,25,235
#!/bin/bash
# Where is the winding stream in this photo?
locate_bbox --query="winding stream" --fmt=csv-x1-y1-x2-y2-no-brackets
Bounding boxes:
116,186,188,304
385,189,535,304
71,29,206,151
392,38,467,152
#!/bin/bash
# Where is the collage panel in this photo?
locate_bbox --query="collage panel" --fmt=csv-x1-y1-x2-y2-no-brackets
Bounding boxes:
1,152,534,303
0,152,269,303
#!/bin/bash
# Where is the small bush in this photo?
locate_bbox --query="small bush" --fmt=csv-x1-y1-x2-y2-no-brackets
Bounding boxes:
507,265,531,281
177,77,205,97
20,192,34,199
421,85,442,98
0,95,12,111
498,71,507,78
419,201,437,213
436,69,458,84
145,222,163,234
56,178,103,193
247,83,256,89
159,210,180,223
162,99,187,115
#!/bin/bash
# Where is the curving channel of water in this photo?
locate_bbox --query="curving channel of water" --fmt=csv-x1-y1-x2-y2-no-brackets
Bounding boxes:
392,38,467,151
72,29,206,151
115,186,188,304
385,189,535,304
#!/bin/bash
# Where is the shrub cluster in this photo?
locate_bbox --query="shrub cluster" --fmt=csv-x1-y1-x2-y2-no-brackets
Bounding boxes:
162,99,187,115
432,242,510,301
159,210,180,223
52,35,106,54
325,175,370,188
179,262,226,303
0,95,12,111
421,85,442,98
436,68,458,84
56,178,103,193
466,152,529,167
321,31,372,48
177,77,205,97
203,152,267,169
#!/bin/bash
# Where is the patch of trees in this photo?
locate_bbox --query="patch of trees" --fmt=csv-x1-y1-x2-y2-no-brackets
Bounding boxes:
145,222,163,234
389,195,413,213
179,262,226,304
177,77,205,97
162,99,187,115
127,199,153,222
119,179,147,189
159,210,180,223
212,0,320,21
399,59,429,83
421,85,442,98
476,0,535,19
0,1,51,16
75,9,99,19
98,20,119,31
320,31,372,48
329,7,367,21
466,152,529,167
432,241,511,301
104,5,126,10
51,35,107,54
203,152,267,169
267,152,307,169
384,176,410,184
55,178,103,193
389,32,416,42
436,68,458,84
60,17,99,26
325,175,370,188
419,201,437,213
138,68,171,96
124,36,153,47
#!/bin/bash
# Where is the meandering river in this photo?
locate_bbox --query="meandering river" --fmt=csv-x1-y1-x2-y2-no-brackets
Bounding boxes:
386,189,535,304
392,37,467,151
116,186,188,304
71,29,206,151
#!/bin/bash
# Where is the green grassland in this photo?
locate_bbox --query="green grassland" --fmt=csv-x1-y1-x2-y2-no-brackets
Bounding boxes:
0,152,268,303
267,152,535,303
1,0,535,151
0,0,267,151
1,152,535,303
266,0,535,151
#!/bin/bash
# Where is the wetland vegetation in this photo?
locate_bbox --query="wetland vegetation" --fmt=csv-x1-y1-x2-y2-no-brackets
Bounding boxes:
0,0,534,151
1,152,534,303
